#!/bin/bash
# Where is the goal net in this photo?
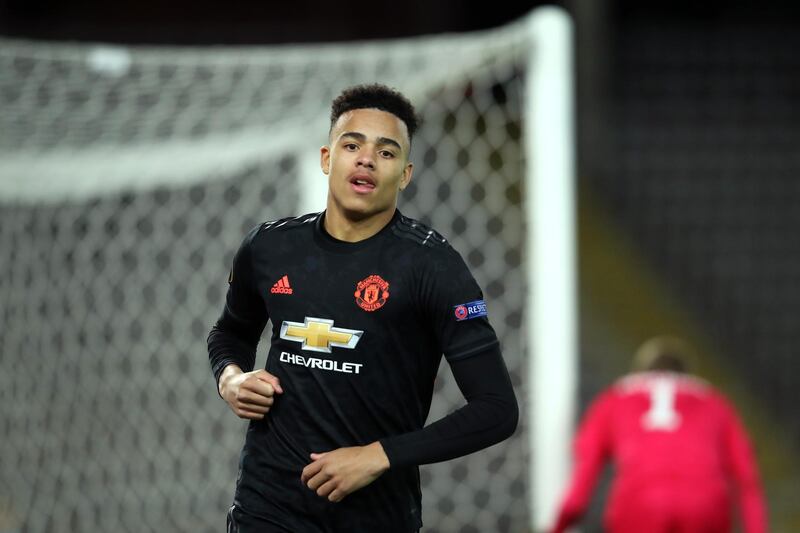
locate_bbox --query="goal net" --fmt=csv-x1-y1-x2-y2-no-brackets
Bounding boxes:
0,9,573,532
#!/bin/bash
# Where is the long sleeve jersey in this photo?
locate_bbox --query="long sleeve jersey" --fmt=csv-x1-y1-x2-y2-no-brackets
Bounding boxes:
208,210,518,532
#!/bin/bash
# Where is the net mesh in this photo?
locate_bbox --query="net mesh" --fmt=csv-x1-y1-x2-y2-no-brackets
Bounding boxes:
0,21,531,533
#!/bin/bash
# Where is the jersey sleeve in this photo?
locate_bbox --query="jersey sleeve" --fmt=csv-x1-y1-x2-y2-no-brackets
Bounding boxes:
419,245,499,362
207,225,269,386
552,390,615,533
719,397,768,533
377,244,517,468
379,343,518,468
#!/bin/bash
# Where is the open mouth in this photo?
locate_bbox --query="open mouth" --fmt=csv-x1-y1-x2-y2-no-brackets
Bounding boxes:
349,175,376,193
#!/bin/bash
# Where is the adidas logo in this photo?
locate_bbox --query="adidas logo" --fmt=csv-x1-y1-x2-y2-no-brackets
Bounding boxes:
270,275,293,295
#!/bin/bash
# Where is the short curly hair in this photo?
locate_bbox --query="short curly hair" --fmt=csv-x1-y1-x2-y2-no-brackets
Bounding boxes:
330,83,421,142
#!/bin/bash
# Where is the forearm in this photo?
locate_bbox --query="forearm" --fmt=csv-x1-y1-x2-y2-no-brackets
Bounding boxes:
380,393,516,468
550,458,603,533
217,363,243,396
551,393,614,533
207,323,258,385
726,411,768,533
740,484,768,533
380,347,518,468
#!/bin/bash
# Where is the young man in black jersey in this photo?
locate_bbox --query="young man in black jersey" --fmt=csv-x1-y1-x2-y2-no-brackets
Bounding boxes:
208,83,518,532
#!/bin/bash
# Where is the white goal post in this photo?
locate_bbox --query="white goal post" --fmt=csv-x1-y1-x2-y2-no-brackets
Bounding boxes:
525,8,577,531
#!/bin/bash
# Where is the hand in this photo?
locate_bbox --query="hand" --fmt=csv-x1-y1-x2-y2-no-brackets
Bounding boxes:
218,365,283,420
300,442,390,502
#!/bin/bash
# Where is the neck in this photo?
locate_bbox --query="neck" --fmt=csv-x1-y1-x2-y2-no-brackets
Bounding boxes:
323,206,395,243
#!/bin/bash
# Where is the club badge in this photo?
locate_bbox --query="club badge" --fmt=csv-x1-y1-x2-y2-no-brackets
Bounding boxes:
354,274,390,312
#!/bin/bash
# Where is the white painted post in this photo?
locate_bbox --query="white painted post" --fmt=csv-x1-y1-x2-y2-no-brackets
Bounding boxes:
524,7,577,532
298,145,329,214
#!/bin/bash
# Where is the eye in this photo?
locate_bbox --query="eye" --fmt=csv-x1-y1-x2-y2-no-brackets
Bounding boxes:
344,143,359,151
379,150,395,159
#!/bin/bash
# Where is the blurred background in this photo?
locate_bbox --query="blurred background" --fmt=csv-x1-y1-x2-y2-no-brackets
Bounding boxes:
1,0,798,532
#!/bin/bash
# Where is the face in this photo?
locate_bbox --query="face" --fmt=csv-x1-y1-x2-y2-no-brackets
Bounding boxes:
321,108,413,222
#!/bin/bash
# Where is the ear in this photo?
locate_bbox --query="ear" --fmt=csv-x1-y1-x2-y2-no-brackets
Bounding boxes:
320,145,331,175
399,162,413,191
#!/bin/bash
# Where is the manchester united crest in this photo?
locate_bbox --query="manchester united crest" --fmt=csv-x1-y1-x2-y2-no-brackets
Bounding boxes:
354,274,390,312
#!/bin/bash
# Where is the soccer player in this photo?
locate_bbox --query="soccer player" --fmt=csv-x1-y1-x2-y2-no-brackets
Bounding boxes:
551,336,767,533
207,83,518,532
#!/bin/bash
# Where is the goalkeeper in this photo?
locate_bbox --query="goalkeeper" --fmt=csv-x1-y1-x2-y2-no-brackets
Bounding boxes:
551,336,767,533
208,83,518,532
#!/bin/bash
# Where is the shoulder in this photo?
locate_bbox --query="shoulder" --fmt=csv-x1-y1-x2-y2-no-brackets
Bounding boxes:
675,373,712,394
390,213,452,251
611,372,648,394
248,212,321,243
580,387,619,421
390,214,473,277
259,212,321,234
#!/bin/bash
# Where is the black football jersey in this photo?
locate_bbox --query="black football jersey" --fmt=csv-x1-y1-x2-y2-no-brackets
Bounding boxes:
209,210,500,532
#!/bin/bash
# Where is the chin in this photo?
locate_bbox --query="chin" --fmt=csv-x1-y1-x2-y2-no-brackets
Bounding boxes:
331,191,392,221
341,205,377,221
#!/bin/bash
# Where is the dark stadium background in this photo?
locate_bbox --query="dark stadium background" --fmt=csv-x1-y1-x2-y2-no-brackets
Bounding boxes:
2,0,799,530
1,1,796,44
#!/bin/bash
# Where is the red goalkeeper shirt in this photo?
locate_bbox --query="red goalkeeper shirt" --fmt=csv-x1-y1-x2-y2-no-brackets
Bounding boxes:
552,372,767,533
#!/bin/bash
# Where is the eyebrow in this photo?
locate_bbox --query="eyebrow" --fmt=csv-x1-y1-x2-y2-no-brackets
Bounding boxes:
340,131,402,151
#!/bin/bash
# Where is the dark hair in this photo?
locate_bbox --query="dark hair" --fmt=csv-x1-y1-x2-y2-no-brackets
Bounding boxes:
330,83,421,142
643,352,687,373
632,336,690,373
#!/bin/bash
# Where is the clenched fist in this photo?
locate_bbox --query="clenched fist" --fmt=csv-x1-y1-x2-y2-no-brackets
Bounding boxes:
218,365,283,420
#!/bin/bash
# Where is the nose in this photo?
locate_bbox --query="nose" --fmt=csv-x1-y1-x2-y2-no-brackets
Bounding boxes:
356,154,375,170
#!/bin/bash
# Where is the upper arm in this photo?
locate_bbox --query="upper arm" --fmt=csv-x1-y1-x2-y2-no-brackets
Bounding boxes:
720,399,760,484
218,226,268,342
574,392,614,462
420,247,499,363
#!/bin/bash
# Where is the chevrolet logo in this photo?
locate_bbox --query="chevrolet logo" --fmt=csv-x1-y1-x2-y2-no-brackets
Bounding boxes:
279,317,363,353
